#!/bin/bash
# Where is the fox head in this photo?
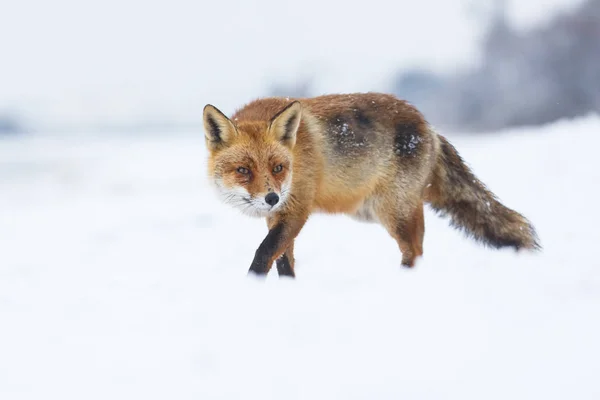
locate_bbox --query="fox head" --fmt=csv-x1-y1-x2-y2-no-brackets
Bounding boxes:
202,101,302,217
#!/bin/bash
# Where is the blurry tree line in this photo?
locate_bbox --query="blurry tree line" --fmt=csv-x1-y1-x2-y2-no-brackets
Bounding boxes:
392,0,600,132
0,114,22,135
270,0,599,133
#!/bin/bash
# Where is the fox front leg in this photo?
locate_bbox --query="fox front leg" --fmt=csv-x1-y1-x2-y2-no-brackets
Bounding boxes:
275,241,295,277
248,213,307,277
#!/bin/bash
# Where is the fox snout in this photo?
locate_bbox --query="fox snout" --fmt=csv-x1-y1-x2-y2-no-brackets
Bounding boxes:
265,192,279,206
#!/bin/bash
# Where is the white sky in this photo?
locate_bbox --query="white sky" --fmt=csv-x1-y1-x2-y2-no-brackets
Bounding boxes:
0,0,582,124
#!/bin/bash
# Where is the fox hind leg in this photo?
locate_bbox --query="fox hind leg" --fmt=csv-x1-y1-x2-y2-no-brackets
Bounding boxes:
412,202,425,259
377,199,425,268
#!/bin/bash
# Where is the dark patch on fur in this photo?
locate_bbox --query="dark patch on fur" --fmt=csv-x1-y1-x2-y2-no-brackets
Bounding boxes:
394,123,421,157
206,116,222,142
276,253,295,277
328,113,369,152
330,114,348,126
354,109,372,128
249,223,285,275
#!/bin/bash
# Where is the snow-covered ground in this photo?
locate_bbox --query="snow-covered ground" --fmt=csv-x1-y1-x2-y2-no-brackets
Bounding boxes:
1,116,599,399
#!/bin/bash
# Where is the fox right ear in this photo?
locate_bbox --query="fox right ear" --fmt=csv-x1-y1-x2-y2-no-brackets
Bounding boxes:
268,101,302,148
203,104,237,151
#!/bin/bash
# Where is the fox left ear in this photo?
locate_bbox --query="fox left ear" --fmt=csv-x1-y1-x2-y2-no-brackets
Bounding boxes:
268,101,302,148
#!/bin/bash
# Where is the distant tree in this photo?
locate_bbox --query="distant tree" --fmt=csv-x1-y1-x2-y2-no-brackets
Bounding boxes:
0,114,23,135
392,70,444,110
268,77,314,98
392,0,600,132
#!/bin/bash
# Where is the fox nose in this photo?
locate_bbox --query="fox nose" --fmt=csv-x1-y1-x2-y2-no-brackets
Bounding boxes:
265,192,279,206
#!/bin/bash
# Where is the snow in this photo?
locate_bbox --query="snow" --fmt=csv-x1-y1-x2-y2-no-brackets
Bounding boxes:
1,115,600,399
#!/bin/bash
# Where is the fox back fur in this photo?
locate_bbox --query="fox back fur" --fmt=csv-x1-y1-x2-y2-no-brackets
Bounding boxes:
203,93,540,277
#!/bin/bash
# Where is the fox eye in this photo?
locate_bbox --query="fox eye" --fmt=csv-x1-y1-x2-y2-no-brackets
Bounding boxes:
237,167,250,175
272,165,283,174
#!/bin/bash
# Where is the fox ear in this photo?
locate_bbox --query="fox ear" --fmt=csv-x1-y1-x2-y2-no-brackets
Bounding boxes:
268,101,302,148
203,104,237,151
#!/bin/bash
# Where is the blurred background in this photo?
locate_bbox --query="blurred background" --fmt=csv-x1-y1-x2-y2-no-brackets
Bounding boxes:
1,0,597,135
1,1,599,399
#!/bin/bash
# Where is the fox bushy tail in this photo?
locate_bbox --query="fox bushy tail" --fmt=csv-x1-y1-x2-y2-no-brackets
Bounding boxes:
428,135,540,251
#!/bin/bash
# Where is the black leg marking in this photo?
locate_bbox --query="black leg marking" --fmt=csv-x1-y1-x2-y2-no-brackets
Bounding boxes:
276,253,295,278
248,223,284,275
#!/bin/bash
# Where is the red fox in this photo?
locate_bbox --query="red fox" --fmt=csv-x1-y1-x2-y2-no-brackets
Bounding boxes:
203,93,540,277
